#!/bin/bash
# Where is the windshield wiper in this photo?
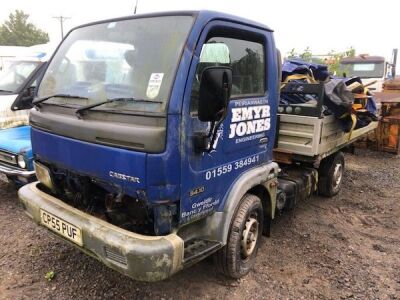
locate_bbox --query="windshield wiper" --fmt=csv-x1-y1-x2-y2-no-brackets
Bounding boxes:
0,89,13,93
33,94,89,105
75,97,162,118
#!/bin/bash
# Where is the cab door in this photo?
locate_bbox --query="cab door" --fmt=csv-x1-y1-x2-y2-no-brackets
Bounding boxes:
180,21,278,225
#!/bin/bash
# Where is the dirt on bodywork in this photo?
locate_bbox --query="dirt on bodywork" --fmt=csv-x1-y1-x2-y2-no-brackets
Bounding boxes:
0,149,399,299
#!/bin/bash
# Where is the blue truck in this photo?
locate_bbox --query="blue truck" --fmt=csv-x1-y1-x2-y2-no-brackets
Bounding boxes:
0,60,47,184
18,11,377,281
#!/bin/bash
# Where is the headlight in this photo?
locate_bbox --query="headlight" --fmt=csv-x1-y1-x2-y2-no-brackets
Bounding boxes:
34,162,53,190
17,155,26,169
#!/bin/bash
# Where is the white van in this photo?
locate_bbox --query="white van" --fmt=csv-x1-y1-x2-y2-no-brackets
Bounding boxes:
0,46,29,72
0,43,55,129
0,60,46,129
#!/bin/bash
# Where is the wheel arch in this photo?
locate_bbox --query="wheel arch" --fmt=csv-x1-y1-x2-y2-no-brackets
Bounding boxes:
248,184,276,236
196,162,279,245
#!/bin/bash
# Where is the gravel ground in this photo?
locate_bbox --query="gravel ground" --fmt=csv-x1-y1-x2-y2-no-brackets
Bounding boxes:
0,149,399,300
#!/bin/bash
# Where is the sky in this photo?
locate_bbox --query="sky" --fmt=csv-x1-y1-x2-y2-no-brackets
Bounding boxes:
0,0,399,72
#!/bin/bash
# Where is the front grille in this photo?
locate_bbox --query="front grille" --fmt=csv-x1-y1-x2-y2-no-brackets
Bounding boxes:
104,246,128,266
0,151,16,165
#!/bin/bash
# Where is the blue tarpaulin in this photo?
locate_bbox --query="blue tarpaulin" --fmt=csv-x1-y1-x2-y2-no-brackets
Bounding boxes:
282,59,330,82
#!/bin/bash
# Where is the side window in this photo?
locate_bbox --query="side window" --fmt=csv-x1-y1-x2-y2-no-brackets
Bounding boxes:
190,33,265,114
211,37,265,97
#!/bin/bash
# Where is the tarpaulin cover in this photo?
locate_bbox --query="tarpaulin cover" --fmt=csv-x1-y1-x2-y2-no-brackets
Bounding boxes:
281,59,379,132
324,79,354,117
282,59,330,82
341,76,377,115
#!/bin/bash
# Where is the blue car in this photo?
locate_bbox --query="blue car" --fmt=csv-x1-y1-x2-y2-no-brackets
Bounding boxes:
0,125,34,185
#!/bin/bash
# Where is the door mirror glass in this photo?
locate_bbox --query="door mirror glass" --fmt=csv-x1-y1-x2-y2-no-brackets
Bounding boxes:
198,66,232,122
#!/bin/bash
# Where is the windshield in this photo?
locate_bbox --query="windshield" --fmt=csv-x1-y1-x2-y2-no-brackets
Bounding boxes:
340,62,385,78
0,61,40,93
38,16,194,114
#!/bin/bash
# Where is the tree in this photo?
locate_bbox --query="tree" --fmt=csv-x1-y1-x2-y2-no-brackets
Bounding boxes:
286,47,315,63
326,47,356,76
299,46,313,62
285,46,357,76
287,48,297,59
0,10,49,46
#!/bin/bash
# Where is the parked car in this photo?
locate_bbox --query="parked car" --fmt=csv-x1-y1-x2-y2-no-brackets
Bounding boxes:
0,125,34,185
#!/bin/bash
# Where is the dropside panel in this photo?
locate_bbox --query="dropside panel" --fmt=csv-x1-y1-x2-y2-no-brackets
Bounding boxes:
276,114,322,156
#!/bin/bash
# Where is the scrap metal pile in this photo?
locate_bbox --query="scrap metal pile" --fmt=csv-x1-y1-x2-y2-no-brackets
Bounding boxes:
374,78,400,153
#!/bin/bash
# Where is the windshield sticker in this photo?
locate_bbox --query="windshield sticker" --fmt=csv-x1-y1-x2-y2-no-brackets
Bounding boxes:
146,73,164,99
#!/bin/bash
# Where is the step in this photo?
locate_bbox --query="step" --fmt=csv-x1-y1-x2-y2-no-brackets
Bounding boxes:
183,239,222,266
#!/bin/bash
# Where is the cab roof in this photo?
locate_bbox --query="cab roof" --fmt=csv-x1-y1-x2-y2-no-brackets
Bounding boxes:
341,55,385,64
70,10,273,34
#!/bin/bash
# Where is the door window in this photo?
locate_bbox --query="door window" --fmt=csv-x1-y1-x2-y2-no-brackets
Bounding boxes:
208,37,265,97
191,33,265,113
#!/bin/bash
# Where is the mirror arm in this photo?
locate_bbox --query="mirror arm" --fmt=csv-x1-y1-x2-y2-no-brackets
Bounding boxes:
206,118,223,153
193,109,226,153
207,121,215,138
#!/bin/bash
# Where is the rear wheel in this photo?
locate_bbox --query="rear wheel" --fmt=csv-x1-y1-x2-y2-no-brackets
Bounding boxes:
214,194,263,279
318,151,345,197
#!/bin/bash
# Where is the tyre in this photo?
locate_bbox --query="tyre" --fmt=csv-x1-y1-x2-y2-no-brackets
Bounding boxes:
318,151,345,197
214,193,264,279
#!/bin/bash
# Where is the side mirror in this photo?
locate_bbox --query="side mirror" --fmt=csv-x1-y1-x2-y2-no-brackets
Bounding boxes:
11,62,47,111
198,66,232,122
194,66,232,152
11,87,35,111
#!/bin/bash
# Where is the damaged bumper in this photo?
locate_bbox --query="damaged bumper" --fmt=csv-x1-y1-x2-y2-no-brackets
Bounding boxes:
18,182,184,282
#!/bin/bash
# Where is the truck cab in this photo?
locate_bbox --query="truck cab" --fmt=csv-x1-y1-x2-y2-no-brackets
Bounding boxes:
19,11,279,281
339,55,388,92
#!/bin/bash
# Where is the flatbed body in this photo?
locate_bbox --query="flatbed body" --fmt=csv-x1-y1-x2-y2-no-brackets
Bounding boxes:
274,81,378,164
275,114,378,161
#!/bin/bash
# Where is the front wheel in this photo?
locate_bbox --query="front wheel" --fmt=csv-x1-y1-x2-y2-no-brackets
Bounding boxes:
214,194,263,279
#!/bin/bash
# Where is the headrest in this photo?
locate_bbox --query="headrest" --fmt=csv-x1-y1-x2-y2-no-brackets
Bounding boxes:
199,43,230,64
124,49,136,68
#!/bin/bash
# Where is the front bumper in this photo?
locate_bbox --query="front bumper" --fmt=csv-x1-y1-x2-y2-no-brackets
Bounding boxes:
0,163,35,178
19,182,184,282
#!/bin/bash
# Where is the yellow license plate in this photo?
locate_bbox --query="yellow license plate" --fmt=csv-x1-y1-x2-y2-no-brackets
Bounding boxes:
40,209,83,246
